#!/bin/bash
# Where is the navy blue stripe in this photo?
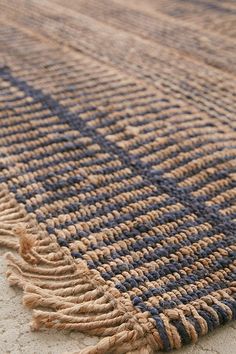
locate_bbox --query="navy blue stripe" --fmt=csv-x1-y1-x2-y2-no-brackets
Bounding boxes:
116,240,235,293
2,67,235,241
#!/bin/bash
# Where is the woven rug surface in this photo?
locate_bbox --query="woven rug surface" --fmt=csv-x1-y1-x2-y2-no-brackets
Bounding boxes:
0,0,236,353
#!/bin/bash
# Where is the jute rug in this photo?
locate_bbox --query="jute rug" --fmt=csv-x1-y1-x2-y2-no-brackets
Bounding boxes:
0,0,235,353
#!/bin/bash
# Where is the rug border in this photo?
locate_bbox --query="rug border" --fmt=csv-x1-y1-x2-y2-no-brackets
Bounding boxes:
0,182,235,353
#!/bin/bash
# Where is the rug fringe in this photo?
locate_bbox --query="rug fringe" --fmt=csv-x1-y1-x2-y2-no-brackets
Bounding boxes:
1,184,235,353
0,184,159,354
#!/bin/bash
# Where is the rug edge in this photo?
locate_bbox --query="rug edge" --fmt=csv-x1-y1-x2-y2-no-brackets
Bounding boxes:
0,182,160,354
0,182,236,353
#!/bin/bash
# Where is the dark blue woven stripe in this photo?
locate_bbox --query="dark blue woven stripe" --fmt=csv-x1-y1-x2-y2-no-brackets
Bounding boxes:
1,67,235,241
1,68,236,350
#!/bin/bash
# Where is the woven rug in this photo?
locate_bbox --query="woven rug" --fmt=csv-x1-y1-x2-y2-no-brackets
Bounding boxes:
0,0,236,353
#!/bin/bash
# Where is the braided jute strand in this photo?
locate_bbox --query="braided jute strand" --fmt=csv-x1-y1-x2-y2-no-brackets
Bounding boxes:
0,182,235,353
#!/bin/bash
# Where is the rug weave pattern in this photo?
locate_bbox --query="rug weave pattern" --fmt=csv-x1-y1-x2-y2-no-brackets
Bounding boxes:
0,1,235,353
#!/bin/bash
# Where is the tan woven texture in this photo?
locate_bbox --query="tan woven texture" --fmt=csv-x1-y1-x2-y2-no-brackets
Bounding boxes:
0,1,235,353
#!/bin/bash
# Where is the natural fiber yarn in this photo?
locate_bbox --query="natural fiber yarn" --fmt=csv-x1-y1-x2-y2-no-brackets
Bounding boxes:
0,0,235,353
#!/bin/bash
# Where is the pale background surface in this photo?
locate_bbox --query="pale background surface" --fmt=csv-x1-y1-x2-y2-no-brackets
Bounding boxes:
1,249,235,354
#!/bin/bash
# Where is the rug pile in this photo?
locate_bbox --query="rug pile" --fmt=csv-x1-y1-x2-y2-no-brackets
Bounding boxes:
0,1,235,353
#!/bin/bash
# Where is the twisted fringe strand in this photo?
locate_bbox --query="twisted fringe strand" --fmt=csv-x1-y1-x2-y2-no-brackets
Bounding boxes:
0,184,235,353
